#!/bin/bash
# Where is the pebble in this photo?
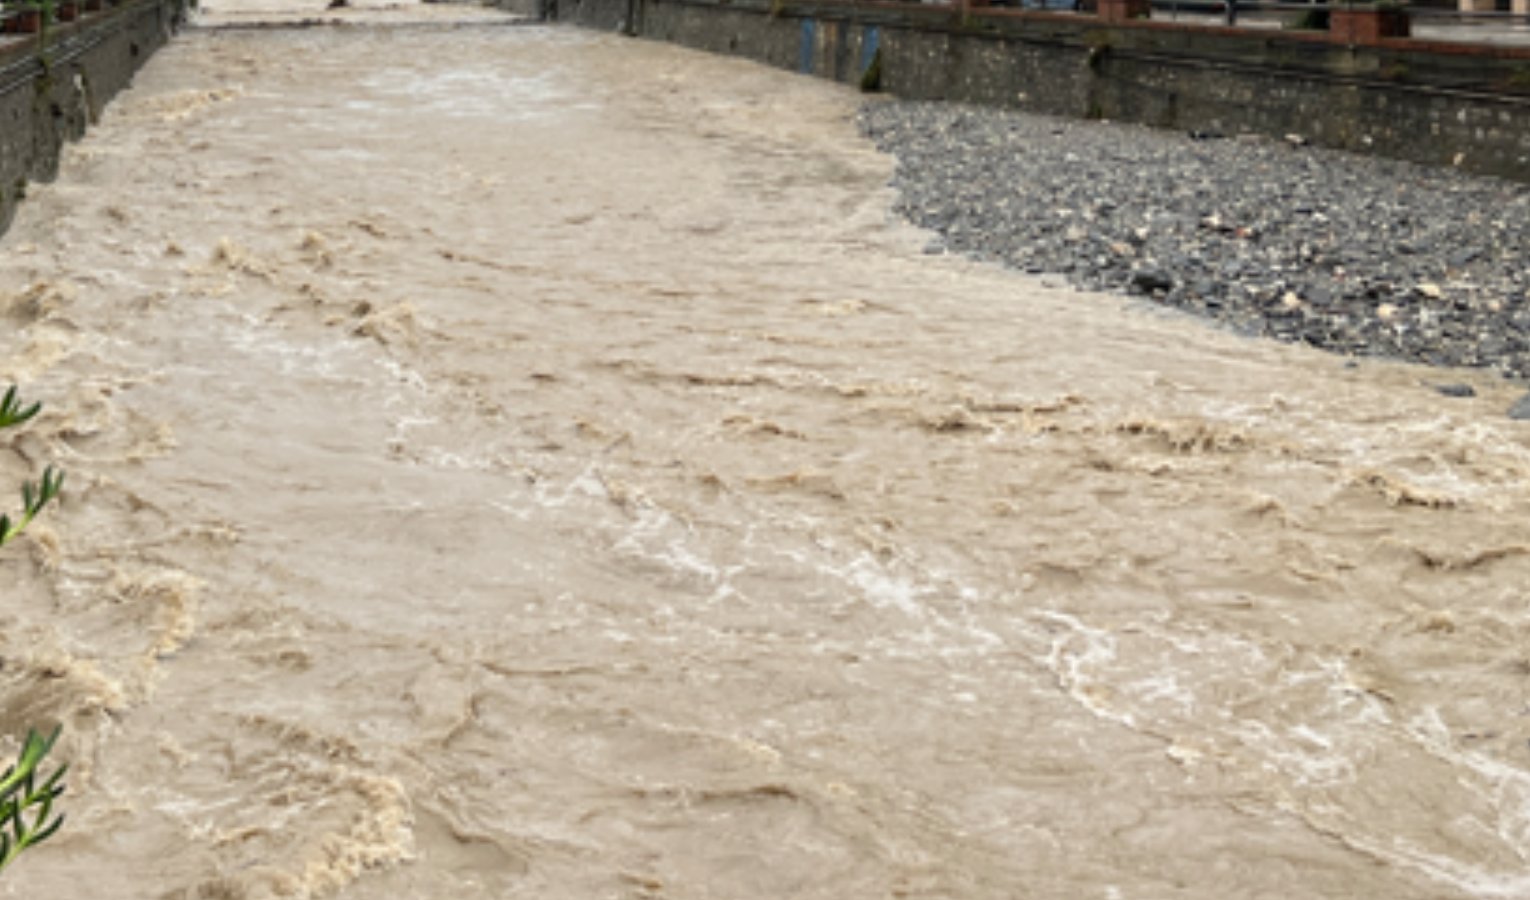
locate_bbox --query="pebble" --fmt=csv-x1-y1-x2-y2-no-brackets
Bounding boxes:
1131,268,1173,294
858,102,1530,379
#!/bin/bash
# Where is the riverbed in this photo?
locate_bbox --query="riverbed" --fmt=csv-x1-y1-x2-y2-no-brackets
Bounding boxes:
2,5,1530,898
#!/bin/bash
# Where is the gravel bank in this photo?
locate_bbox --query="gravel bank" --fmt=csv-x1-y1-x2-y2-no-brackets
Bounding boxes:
859,101,1530,379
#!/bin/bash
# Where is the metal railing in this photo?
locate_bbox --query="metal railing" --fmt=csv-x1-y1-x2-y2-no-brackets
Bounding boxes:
1409,4,1530,45
962,0,1530,47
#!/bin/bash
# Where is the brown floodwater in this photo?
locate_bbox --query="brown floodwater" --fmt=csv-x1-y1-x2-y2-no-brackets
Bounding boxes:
3,4,1530,897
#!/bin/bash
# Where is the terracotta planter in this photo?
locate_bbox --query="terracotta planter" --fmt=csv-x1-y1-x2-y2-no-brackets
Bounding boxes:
1097,0,1151,19
3,7,43,31
1330,6,1410,43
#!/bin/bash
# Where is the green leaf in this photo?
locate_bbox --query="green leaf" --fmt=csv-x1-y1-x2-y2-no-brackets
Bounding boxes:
0,387,42,430
0,725,67,874
31,814,63,844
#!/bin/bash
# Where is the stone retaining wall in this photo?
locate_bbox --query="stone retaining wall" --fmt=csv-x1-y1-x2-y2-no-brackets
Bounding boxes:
0,0,185,237
555,0,1530,181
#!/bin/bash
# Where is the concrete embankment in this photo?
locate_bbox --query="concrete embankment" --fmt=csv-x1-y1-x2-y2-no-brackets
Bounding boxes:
551,0,1530,181
0,0,187,237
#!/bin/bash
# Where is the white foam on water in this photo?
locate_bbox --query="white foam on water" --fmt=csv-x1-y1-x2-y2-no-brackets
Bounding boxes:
842,551,926,618
1035,611,1136,729
1407,707,1530,862
359,68,595,122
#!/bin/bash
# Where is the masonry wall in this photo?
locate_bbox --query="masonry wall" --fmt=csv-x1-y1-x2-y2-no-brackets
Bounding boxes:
555,0,1530,181
0,0,184,237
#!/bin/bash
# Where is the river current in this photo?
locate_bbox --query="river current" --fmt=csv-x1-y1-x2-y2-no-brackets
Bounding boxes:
2,4,1530,897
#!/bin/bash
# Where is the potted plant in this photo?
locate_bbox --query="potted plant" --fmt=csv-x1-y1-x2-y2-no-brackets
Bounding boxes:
2,0,44,32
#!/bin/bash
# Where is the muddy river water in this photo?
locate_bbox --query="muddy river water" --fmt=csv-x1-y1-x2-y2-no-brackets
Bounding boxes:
3,4,1530,897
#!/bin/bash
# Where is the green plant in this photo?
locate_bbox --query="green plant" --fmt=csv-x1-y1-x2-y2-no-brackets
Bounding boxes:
0,386,63,549
858,46,882,93
0,728,67,874
0,387,67,875
3,0,45,18
1285,7,1329,29
1085,40,1110,71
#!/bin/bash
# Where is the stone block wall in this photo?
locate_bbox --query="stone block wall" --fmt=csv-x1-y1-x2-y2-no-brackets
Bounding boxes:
0,0,183,238
554,0,1530,181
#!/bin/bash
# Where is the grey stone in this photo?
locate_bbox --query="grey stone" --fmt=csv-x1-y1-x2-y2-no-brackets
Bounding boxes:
1131,268,1174,294
859,99,1530,379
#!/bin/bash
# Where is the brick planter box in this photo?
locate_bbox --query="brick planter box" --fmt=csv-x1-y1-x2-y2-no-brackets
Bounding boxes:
1331,6,1410,43
2,7,43,31
1097,0,1150,20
